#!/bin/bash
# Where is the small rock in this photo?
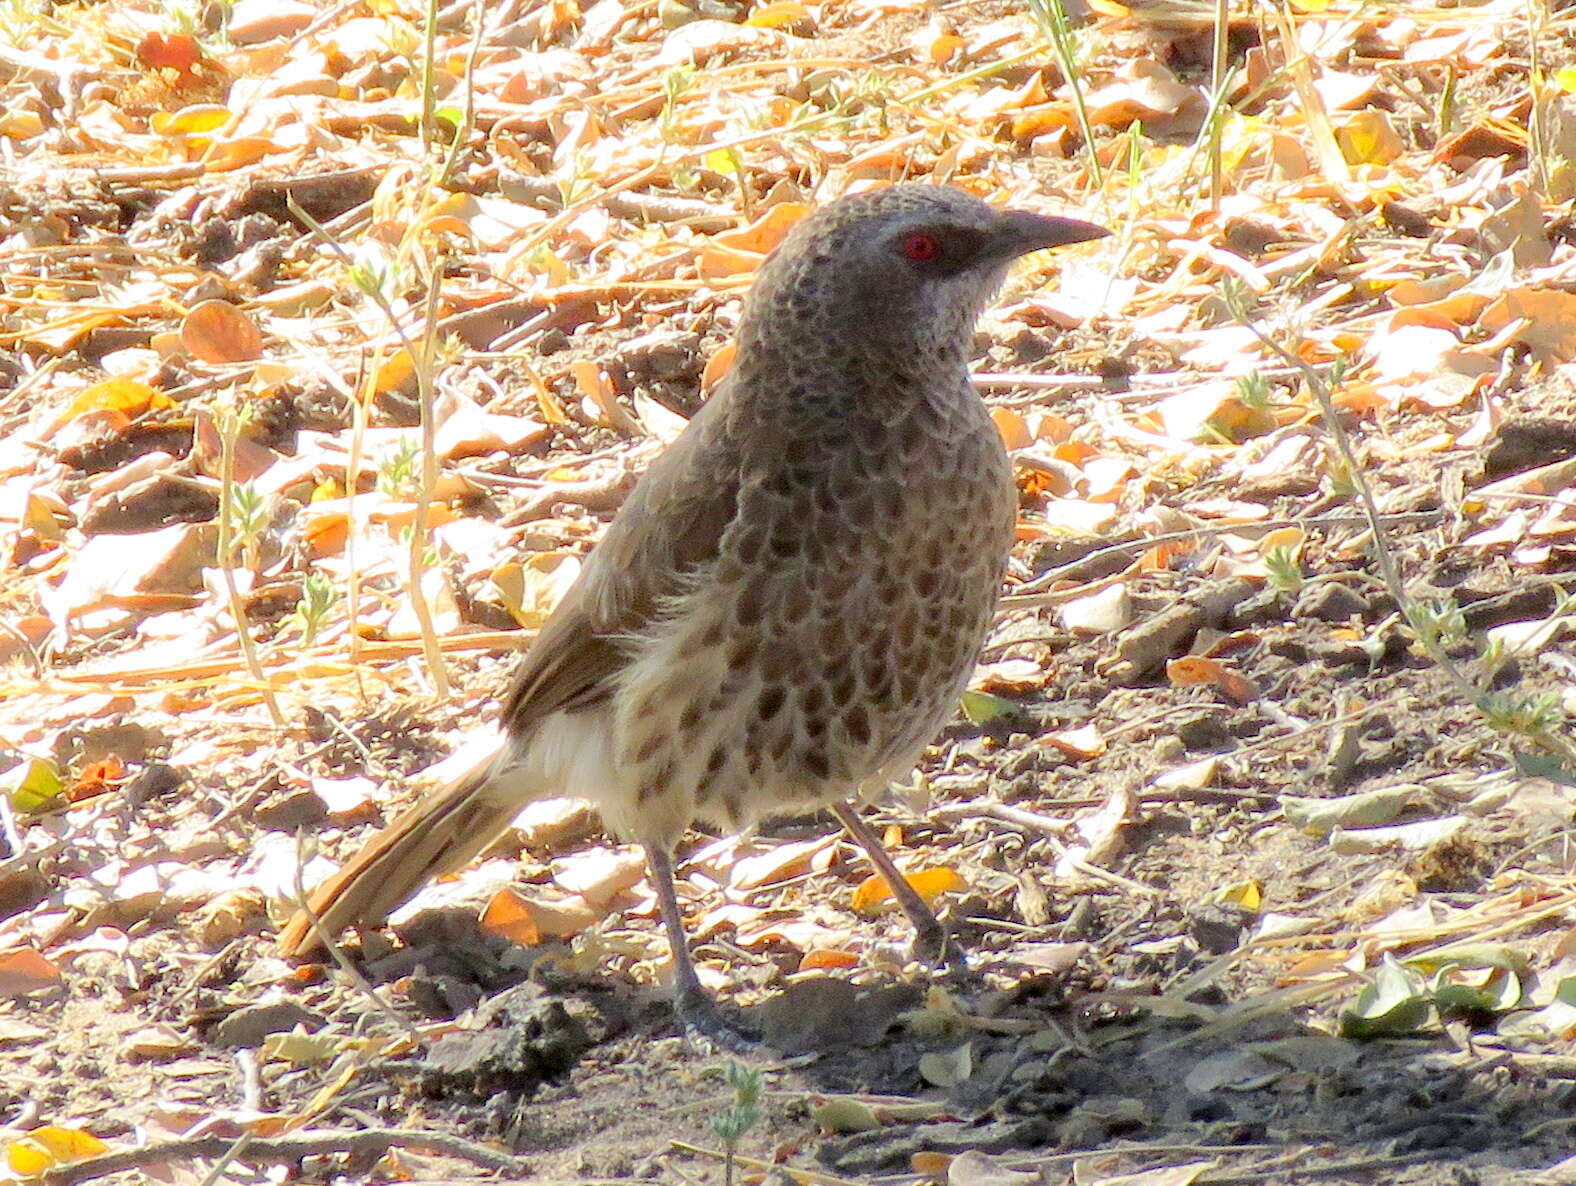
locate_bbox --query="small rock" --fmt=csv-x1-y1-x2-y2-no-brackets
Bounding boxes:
1188,904,1251,954
211,1000,326,1048
1294,581,1368,622
252,786,328,832
618,330,701,383
424,991,592,1095
755,978,920,1054
80,473,219,535
1175,713,1232,751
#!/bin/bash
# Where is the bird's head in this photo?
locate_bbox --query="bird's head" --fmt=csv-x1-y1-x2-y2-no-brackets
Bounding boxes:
737,185,1109,370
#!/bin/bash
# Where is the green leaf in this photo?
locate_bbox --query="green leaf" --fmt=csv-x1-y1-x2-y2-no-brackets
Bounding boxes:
5,758,64,815
1406,943,1529,975
811,1097,881,1133
960,689,1014,725
1340,956,1431,1039
1511,750,1576,788
1432,967,1521,1019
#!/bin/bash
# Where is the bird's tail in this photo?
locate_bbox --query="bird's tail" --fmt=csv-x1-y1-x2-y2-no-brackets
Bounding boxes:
276,749,534,959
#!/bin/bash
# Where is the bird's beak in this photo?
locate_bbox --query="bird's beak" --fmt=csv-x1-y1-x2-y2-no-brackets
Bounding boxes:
994,210,1111,258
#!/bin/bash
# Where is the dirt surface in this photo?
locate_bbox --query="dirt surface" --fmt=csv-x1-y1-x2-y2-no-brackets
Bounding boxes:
5,0,1576,1182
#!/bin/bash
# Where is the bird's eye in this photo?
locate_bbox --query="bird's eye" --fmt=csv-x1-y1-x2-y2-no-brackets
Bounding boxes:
898,232,942,263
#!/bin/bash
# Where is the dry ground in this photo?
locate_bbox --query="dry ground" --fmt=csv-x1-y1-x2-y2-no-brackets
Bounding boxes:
3,0,1576,1183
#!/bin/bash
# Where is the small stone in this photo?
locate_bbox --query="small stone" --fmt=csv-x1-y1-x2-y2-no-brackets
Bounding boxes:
1294,581,1368,622
1175,713,1232,751
253,787,328,832
211,1001,326,1049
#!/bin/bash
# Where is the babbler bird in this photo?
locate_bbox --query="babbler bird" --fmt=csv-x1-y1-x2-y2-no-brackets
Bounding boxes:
278,184,1107,1041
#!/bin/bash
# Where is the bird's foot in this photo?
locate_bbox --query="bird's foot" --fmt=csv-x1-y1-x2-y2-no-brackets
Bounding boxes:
673,987,762,1055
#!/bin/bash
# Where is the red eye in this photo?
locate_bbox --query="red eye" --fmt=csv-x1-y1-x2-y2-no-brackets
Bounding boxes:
899,232,941,262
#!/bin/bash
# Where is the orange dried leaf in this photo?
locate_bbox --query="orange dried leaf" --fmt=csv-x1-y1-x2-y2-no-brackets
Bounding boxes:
372,348,416,394
1434,118,1526,166
1166,656,1258,703
697,242,765,280
710,202,811,256
181,300,263,363
138,32,202,75
480,888,543,946
799,948,860,971
0,946,63,998
702,341,736,391
991,406,1031,450
1481,289,1576,365
1257,526,1305,561
204,137,282,171
919,28,963,63
1035,413,1073,443
67,754,125,803
1139,540,1185,571
1052,441,1096,466
1279,949,1355,983
911,1151,953,1177
851,866,965,914
303,511,349,557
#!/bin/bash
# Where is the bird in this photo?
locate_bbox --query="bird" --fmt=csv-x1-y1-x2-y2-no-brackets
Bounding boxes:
277,184,1108,1043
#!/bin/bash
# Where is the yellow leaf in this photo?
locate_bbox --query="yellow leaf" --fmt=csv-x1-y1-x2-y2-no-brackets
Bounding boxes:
1336,110,1403,165
0,109,44,139
7,1126,108,1173
491,553,582,628
747,0,807,25
62,378,173,421
852,866,965,914
23,493,68,542
1215,880,1262,910
151,104,231,136
1257,526,1306,561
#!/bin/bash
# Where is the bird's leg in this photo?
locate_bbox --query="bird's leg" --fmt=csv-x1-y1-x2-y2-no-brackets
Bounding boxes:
644,842,757,1051
831,801,968,976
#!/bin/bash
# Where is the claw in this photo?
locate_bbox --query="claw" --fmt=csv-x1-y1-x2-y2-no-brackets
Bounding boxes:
674,988,762,1054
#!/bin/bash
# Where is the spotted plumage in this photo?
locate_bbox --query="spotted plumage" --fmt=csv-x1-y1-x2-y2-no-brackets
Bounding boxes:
278,185,1108,1041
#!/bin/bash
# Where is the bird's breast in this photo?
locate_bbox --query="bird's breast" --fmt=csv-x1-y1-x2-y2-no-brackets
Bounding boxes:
594,390,1014,850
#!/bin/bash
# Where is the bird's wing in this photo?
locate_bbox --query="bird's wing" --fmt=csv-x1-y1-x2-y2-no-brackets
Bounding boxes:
500,387,742,735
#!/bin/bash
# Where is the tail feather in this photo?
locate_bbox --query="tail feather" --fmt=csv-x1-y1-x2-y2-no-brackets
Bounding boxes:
277,756,533,958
